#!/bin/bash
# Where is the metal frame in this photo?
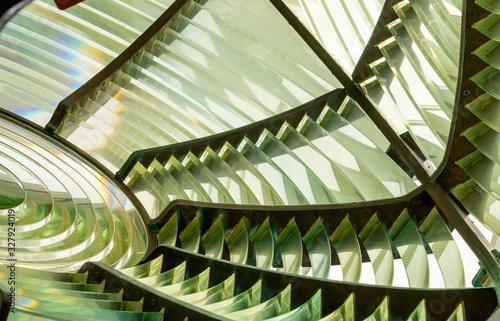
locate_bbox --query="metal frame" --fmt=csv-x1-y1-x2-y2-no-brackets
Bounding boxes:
0,0,499,318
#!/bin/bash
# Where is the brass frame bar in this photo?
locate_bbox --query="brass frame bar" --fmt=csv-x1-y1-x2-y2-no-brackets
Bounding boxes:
2,0,499,316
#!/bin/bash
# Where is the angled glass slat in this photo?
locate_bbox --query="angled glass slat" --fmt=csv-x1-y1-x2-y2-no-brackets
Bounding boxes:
202,216,225,259
359,77,410,136
226,217,249,265
302,218,331,279
387,19,455,116
150,36,285,116
120,254,163,278
15,288,142,311
320,293,354,321
278,122,364,202
477,0,500,14
407,300,426,321
125,162,170,219
203,279,262,315
238,137,308,205
330,216,362,283
400,0,460,61
110,73,212,140
447,303,465,321
8,280,121,300
474,39,500,70
201,147,259,205
181,273,235,306
389,209,429,288
452,180,500,236
378,37,449,145
250,218,274,269
457,151,500,200
370,59,445,166
15,296,160,321
463,123,500,165
297,116,394,200
136,261,186,288
137,49,265,126
165,156,211,202
257,129,337,204
334,97,391,152
275,218,303,274
365,296,389,321
317,104,417,196
157,212,178,247
466,93,500,133
149,160,189,202
224,284,291,321
471,66,500,101
282,0,383,73
475,12,500,42
263,289,321,321
179,214,201,253
358,214,394,286
219,142,284,205
156,267,210,296
183,152,235,204
419,208,465,288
